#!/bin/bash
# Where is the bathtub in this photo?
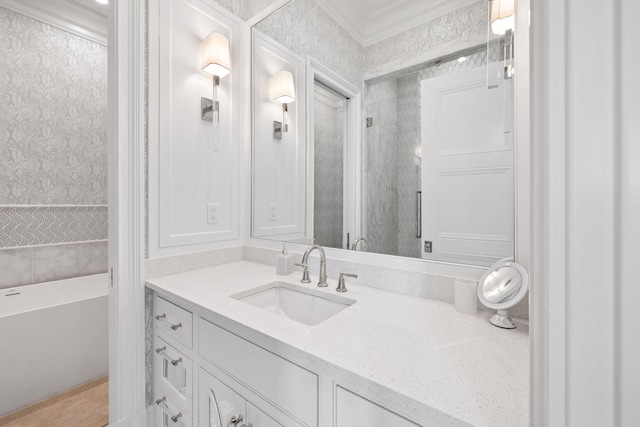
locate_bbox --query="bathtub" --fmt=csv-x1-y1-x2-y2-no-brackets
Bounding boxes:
0,273,108,417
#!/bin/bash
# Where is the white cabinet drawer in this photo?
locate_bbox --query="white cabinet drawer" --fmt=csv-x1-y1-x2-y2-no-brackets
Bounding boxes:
153,399,192,427
199,318,318,427
336,386,420,427
153,337,193,399
155,295,193,348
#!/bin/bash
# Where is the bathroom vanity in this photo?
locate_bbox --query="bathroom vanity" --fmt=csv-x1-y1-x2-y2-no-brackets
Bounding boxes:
146,261,528,427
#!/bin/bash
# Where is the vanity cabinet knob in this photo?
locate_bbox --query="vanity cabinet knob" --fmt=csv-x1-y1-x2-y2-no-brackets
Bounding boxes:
155,396,166,405
171,412,182,423
230,414,244,426
170,322,182,330
155,314,166,321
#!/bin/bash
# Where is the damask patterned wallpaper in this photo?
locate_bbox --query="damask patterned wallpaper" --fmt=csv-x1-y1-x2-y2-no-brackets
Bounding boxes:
255,0,365,88
212,0,276,21
0,7,107,206
364,0,487,76
0,7,108,287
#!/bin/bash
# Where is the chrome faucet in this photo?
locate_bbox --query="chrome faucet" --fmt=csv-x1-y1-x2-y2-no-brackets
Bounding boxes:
297,245,328,287
351,237,368,251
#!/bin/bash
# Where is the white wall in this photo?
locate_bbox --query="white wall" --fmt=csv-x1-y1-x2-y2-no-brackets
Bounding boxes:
531,0,640,425
251,31,307,240
147,0,245,258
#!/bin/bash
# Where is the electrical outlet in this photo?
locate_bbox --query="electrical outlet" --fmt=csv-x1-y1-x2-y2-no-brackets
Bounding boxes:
207,204,218,224
424,240,432,253
269,204,277,221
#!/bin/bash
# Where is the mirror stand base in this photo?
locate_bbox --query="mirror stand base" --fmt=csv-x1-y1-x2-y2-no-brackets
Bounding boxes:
489,310,516,329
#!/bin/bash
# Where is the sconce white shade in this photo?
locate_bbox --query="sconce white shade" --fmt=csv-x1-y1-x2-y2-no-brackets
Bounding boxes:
272,70,296,104
490,0,515,35
202,32,231,78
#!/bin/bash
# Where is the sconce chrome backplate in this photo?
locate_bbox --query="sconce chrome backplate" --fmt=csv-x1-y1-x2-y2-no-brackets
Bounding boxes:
273,121,283,140
201,97,218,122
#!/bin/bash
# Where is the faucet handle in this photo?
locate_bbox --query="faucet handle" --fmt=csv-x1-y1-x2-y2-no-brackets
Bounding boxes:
337,273,357,292
295,263,311,283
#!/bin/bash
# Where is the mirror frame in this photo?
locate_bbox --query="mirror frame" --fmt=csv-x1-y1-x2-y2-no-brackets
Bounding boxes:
246,0,531,281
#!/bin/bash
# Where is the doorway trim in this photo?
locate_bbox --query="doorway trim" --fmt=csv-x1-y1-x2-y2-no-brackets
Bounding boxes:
306,58,362,248
108,0,147,425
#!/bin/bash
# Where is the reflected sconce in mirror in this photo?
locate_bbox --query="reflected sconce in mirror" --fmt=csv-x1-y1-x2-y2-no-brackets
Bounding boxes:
201,32,230,150
490,0,514,35
271,70,295,140
487,0,515,87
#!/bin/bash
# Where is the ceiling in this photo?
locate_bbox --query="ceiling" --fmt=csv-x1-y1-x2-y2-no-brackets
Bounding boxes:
0,0,479,48
0,0,108,45
314,0,479,47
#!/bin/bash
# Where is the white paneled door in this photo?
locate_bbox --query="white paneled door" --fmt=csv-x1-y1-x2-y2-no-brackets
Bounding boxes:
421,65,514,267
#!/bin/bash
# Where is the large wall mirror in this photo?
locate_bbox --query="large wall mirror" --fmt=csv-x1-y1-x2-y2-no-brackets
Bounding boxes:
251,0,526,268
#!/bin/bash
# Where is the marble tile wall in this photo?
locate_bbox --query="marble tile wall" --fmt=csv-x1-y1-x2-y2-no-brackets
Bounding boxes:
396,73,422,258
363,80,398,256
0,241,108,289
0,8,109,289
313,99,344,249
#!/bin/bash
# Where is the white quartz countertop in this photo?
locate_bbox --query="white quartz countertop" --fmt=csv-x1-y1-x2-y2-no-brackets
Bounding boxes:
146,261,529,427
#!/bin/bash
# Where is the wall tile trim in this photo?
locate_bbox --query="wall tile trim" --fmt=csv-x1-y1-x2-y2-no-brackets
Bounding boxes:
0,205,108,248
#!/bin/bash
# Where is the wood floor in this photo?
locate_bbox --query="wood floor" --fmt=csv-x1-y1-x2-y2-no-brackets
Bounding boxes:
0,376,109,427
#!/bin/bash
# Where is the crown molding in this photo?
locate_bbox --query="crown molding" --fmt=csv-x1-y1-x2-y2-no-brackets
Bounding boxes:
0,0,108,45
315,0,479,47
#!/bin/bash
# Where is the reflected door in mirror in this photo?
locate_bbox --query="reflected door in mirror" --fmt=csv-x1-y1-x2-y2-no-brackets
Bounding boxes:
421,65,514,267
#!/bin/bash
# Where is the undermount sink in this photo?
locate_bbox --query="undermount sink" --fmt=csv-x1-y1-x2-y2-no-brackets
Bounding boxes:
232,281,356,326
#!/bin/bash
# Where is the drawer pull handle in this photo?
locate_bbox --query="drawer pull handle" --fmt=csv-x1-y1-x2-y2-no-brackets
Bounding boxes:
155,396,182,423
155,347,182,366
155,314,182,331
230,415,244,426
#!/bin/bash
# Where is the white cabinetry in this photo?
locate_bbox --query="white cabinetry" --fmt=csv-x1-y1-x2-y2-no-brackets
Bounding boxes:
336,386,421,427
152,291,424,427
199,368,285,427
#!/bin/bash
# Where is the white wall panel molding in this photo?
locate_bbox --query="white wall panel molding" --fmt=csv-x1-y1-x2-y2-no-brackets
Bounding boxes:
148,0,244,257
531,0,640,425
251,30,307,240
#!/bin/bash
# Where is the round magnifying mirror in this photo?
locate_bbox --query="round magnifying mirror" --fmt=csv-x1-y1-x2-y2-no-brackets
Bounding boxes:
477,261,529,329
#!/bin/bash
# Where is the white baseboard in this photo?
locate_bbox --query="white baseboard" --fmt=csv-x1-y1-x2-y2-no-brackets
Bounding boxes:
109,408,149,427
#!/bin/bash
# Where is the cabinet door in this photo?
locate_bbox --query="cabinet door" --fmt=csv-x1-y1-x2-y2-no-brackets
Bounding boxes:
246,403,283,427
199,369,246,427
336,386,420,427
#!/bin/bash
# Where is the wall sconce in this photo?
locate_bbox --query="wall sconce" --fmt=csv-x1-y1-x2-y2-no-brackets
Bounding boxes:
201,32,230,120
271,70,295,140
487,0,515,88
